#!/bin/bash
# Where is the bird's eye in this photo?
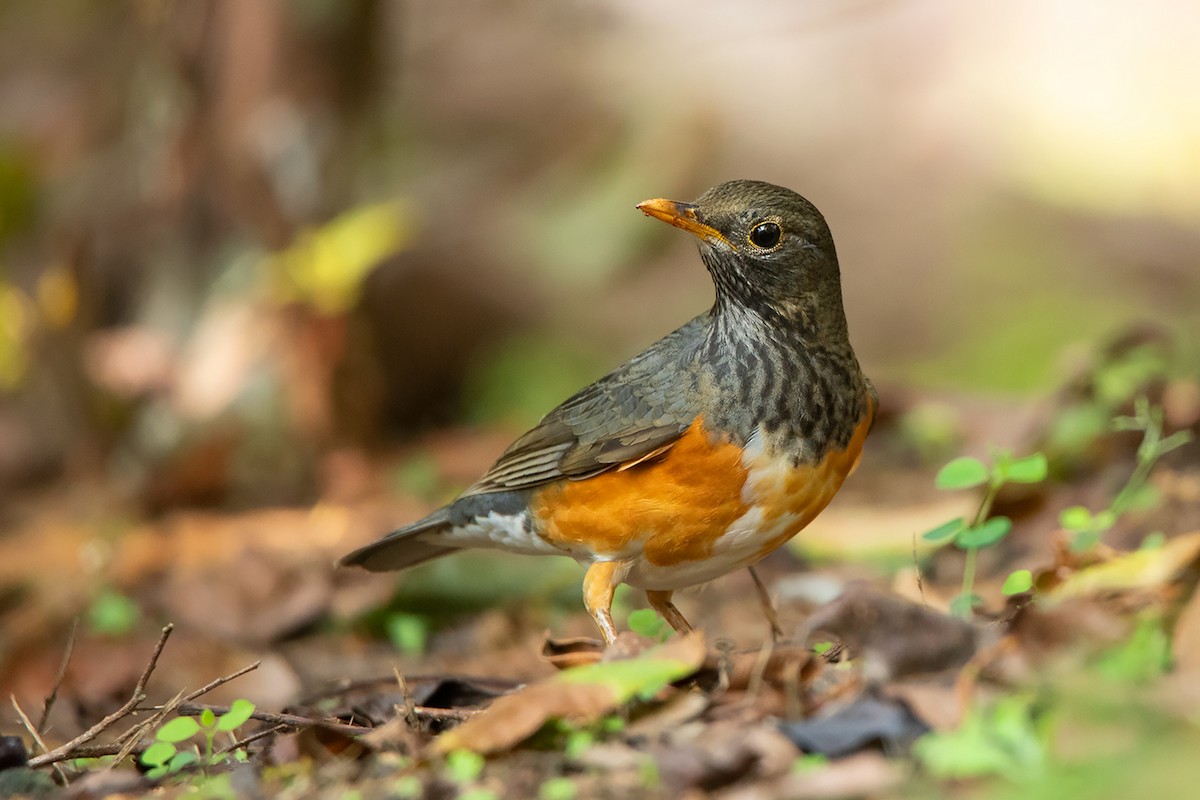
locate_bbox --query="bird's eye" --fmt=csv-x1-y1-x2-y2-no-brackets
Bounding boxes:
748,221,782,249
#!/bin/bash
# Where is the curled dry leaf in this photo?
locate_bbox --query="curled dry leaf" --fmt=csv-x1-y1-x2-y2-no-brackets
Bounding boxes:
541,636,606,670
432,632,707,755
1046,530,1200,601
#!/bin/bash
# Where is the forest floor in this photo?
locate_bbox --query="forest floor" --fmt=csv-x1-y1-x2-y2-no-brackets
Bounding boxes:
2,338,1200,800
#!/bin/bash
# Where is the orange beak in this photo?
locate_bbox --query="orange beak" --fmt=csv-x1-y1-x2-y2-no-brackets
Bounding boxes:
636,198,729,246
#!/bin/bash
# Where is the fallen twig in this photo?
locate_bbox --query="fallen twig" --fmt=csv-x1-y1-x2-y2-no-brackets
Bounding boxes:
175,703,371,737
215,724,288,756
182,661,261,703
107,659,263,768
27,624,174,770
12,695,68,784
109,689,186,772
37,618,78,735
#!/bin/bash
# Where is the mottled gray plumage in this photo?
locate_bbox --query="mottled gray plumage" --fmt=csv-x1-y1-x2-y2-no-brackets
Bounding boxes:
340,179,874,573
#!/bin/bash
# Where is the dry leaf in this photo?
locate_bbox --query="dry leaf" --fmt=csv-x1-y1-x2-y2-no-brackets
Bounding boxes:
433,633,706,754
1047,530,1200,600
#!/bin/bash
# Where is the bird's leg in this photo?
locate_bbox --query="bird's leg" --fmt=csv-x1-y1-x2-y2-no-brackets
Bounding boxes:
583,561,621,645
748,566,784,643
646,589,694,634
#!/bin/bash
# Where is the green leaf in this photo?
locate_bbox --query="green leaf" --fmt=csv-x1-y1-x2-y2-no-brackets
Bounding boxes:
167,751,198,772
1005,452,1048,484
392,775,424,799
86,589,140,637
156,716,201,743
1002,569,1033,595
792,753,830,772
140,741,176,768
1095,616,1171,682
445,748,486,783
559,652,699,703
923,517,965,542
914,695,1044,778
564,729,594,760
200,707,216,728
539,777,578,800
955,516,1012,549
217,698,256,731
386,612,430,657
627,608,667,641
935,457,989,490
1059,505,1093,532
1140,532,1166,550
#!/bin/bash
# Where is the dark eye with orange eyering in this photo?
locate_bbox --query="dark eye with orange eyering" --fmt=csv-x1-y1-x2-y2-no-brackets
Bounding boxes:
748,221,781,249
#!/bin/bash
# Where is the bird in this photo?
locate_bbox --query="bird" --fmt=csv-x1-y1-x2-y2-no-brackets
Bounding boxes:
340,180,876,644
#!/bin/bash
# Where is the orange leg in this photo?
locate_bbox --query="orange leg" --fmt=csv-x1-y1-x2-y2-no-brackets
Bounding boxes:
646,589,694,634
583,561,621,645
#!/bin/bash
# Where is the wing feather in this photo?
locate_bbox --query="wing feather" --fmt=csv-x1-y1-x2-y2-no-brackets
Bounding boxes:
464,316,706,495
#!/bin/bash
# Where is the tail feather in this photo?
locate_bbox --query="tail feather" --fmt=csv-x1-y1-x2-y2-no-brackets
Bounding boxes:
338,509,456,572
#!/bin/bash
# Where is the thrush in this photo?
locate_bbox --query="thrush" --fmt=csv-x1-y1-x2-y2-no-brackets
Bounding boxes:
340,180,876,644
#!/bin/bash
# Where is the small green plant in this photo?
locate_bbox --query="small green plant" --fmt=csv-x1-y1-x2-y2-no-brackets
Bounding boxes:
385,612,429,656
87,588,140,636
792,753,830,772
441,749,498,800
539,776,579,800
913,693,1046,780
923,451,1048,617
1059,397,1192,552
391,775,424,799
627,608,669,642
1094,614,1171,683
443,748,486,784
139,699,256,780
559,714,624,760
1001,569,1033,596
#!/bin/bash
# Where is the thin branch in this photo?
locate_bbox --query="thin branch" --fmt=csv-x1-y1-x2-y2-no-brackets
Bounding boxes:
12,695,69,785
26,624,174,770
182,661,261,703
109,690,185,771
215,724,287,756
37,618,78,735
407,706,479,723
174,703,371,737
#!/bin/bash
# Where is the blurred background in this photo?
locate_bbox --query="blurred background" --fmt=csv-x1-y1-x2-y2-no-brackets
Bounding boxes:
1,0,1198,718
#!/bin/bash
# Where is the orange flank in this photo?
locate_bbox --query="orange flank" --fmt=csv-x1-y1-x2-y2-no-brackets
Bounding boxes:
750,398,876,559
531,398,874,571
531,418,751,565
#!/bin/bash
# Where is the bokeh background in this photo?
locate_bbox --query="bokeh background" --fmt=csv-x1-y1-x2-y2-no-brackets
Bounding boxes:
1,0,1199,726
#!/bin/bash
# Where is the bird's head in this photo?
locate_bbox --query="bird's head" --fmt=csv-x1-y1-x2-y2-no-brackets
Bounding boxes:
638,180,845,340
